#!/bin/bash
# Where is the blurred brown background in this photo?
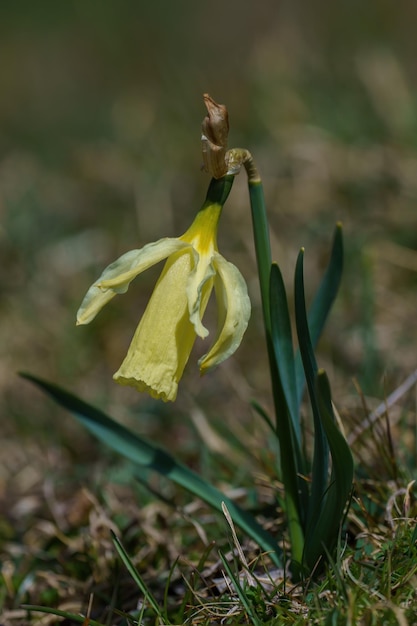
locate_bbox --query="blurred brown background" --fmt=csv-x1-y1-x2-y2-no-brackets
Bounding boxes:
2,0,417,476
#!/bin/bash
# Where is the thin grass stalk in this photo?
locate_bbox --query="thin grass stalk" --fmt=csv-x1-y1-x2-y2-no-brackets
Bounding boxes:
218,551,263,626
111,531,163,618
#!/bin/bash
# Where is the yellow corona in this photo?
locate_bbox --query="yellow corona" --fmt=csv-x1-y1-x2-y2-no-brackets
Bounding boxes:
77,177,250,402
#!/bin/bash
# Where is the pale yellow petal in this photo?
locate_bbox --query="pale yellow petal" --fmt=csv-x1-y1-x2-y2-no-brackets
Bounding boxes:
186,252,216,339
114,248,197,402
98,239,188,290
199,253,251,373
77,287,119,326
76,238,187,325
181,204,220,339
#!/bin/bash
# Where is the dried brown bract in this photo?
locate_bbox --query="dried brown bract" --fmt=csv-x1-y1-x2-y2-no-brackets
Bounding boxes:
201,93,229,178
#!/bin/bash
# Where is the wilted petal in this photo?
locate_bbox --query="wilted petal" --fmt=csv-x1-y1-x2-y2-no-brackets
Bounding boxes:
77,238,187,325
114,248,198,402
198,253,251,373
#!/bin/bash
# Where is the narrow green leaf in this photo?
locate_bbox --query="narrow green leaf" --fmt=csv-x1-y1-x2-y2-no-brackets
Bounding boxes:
269,263,300,443
295,224,343,407
111,531,162,617
294,249,329,529
269,263,309,543
308,224,343,348
303,371,354,569
21,373,282,567
21,606,104,625
317,370,353,519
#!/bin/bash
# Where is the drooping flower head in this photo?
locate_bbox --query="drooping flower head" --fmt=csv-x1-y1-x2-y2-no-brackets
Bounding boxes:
77,176,250,402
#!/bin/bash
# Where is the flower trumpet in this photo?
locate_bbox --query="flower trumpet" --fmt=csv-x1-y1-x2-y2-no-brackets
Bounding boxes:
77,176,250,402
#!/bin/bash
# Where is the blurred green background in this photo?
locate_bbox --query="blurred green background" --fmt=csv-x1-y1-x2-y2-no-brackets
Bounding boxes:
2,0,417,486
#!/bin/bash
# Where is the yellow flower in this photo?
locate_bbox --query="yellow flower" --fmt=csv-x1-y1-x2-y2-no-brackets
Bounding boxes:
76,177,251,402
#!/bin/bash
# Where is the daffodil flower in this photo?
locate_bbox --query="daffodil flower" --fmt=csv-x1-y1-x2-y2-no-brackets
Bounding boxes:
77,176,251,402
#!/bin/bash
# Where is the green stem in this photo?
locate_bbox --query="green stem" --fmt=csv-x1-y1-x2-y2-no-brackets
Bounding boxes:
248,180,273,332
203,174,235,207
247,175,304,570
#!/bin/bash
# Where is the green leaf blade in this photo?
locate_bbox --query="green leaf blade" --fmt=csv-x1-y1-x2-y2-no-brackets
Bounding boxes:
20,373,282,567
295,223,344,407
303,370,354,570
269,263,300,443
294,249,329,527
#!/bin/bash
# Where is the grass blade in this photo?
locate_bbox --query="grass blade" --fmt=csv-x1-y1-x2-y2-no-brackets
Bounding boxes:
21,606,104,625
111,531,162,618
218,550,263,626
21,373,282,567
